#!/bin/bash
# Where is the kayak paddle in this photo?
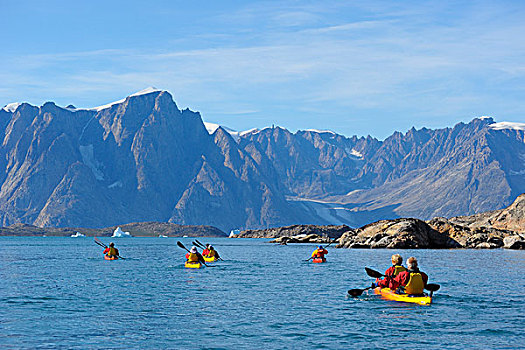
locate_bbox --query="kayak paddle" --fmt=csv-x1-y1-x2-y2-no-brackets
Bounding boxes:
177,241,208,267
94,237,125,259
194,240,224,261
348,286,373,297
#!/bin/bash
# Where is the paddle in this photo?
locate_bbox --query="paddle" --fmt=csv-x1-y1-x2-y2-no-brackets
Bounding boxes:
177,241,208,267
94,237,125,259
365,267,440,294
193,240,224,261
347,286,374,297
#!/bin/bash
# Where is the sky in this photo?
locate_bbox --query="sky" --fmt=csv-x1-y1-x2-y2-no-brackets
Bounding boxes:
1,0,524,139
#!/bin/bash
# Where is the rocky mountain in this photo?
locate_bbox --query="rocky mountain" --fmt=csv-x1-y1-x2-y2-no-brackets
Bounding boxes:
1,89,524,231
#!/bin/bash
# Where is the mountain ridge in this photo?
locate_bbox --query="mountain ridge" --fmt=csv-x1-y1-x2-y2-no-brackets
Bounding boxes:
1,90,524,231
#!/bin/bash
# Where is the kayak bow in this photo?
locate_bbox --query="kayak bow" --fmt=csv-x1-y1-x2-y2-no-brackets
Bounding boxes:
104,255,119,260
312,258,326,263
185,261,202,269
203,256,217,262
374,287,432,306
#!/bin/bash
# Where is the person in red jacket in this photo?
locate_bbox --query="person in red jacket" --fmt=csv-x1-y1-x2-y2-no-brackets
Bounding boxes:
375,254,407,289
202,244,210,256
389,257,429,295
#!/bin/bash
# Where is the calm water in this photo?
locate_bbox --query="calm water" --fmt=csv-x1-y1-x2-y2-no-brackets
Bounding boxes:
0,237,523,349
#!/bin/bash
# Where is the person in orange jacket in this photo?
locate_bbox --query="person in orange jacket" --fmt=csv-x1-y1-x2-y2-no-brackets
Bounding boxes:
389,257,429,295
375,254,407,289
311,245,328,262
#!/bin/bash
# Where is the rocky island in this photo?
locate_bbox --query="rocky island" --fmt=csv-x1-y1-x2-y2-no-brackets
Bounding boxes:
0,221,226,237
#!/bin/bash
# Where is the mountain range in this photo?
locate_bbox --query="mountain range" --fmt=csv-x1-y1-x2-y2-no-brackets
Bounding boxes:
1,88,524,231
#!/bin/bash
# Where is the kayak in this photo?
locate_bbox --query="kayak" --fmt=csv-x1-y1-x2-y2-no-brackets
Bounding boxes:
185,261,202,269
203,255,216,262
104,255,118,260
374,287,432,306
312,258,326,263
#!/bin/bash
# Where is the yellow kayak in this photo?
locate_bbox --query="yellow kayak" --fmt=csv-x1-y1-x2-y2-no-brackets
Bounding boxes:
185,261,202,269
374,287,432,306
203,255,216,262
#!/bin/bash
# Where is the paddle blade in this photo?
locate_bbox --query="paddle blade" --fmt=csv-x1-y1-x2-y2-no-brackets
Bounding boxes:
94,237,107,248
365,267,384,279
348,288,365,297
195,239,206,248
425,283,440,292
177,241,188,251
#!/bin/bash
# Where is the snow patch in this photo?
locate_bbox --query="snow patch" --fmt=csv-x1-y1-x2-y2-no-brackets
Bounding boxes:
112,227,132,237
239,128,260,136
203,122,243,141
129,87,160,97
79,144,104,180
302,129,336,135
489,122,525,131
2,102,22,113
108,181,123,189
88,87,161,112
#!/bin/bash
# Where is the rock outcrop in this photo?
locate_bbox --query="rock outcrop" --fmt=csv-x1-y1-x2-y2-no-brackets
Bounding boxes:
337,218,458,249
231,224,351,239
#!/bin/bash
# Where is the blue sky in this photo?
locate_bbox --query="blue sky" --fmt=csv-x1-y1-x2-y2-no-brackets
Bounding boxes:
1,0,524,139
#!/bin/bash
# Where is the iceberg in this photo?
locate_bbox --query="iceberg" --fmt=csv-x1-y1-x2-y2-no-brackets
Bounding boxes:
229,229,241,237
112,227,132,238
71,232,85,237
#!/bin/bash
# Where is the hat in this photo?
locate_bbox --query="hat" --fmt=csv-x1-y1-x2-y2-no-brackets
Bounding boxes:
318,245,323,249
209,245,213,249
190,246,198,253
109,242,115,247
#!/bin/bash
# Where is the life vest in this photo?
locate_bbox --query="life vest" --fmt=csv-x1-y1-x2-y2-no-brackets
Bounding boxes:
312,249,326,258
404,272,424,295
187,252,199,262
208,249,216,258
107,247,117,256
393,265,407,277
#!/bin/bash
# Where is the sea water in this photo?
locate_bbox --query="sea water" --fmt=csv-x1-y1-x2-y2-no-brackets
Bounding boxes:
0,237,523,349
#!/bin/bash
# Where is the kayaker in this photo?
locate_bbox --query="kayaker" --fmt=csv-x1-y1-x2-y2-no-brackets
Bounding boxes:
374,254,407,289
311,245,328,262
103,242,119,258
389,257,429,295
185,246,206,264
206,245,221,260
202,244,210,256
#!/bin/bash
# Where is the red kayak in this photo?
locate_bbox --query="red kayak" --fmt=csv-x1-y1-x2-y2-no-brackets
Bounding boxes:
104,255,119,260
312,258,326,263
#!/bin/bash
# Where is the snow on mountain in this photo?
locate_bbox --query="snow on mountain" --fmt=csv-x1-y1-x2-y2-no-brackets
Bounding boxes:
302,129,337,135
203,122,260,141
88,87,161,112
2,102,22,113
489,121,525,131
